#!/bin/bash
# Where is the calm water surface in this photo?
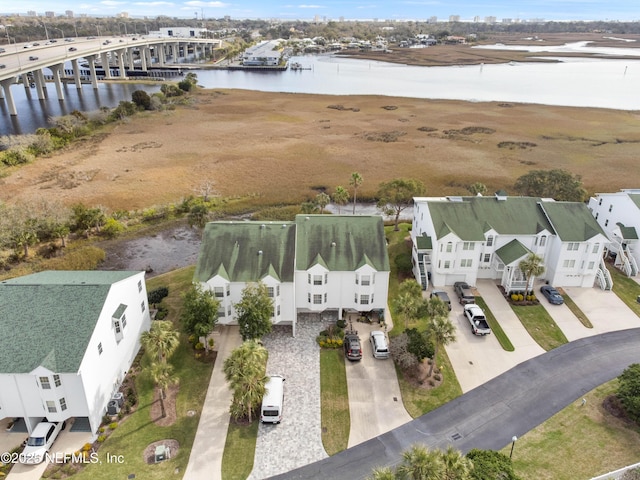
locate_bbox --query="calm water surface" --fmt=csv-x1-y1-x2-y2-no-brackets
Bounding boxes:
2,45,640,136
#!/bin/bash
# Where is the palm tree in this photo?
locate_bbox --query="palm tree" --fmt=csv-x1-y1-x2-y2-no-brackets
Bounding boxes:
426,315,456,378
441,445,473,480
519,252,546,295
315,192,331,214
396,444,444,480
349,172,363,214
224,340,269,421
150,361,178,418
140,320,180,364
332,186,350,214
368,466,396,480
394,280,423,329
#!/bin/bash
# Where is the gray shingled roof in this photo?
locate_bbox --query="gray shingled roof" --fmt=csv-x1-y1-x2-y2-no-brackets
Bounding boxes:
0,271,139,374
194,221,297,283
294,215,390,272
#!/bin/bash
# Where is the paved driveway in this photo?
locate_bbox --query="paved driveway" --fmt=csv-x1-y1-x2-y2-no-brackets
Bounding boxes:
344,319,412,448
444,280,545,393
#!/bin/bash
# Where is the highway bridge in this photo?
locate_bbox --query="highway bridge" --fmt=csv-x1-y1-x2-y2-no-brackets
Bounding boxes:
0,35,221,116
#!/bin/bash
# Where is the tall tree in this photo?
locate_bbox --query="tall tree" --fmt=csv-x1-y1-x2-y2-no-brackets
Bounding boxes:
396,444,444,480
332,186,350,214
149,361,178,419
223,340,269,422
466,449,519,480
235,282,274,341
140,320,180,364
513,169,586,201
376,178,426,231
393,280,422,329
349,172,363,215
181,284,219,347
442,445,474,480
367,467,396,480
518,253,545,295
617,363,640,423
315,192,331,214
426,315,456,378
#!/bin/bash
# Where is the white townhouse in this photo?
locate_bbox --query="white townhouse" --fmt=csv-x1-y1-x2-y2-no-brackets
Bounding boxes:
194,215,390,335
411,194,611,293
0,271,151,435
588,189,640,277
242,40,283,66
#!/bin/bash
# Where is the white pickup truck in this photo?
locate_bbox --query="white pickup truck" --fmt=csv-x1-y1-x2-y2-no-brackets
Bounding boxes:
464,304,491,336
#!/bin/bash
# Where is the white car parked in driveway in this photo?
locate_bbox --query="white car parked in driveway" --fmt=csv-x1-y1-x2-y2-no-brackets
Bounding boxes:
19,421,65,464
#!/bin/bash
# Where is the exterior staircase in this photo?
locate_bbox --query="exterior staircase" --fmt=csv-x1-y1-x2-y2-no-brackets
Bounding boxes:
596,258,613,290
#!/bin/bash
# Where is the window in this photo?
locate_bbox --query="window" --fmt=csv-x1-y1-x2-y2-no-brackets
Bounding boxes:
272,307,276,318
227,306,232,316
444,260,451,269
40,377,51,390
563,259,576,268
605,219,609,227
276,285,280,296
214,287,224,298
540,236,547,247
588,261,595,270
217,308,225,318
59,398,67,411
371,293,374,303
98,342,103,355
486,236,493,247
567,243,579,251
54,375,61,388
446,242,452,253
46,401,57,413
361,275,371,286
354,293,358,303
277,305,280,316
484,254,491,263
460,259,472,268
462,242,473,250
138,280,142,293
308,293,311,303
598,198,602,205
307,274,311,284
355,274,359,285
324,273,328,284
324,293,327,303
595,213,599,220
609,204,613,212
313,275,322,285
267,287,274,297
114,320,122,334
141,301,146,313
122,315,127,329
313,294,322,304
360,295,369,305
226,285,231,296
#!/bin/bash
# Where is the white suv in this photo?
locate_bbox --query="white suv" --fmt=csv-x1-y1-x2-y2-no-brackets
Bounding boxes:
370,330,389,359
19,421,65,464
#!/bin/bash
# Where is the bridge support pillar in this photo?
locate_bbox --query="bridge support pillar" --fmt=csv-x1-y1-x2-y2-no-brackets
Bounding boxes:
86,55,99,89
50,64,65,101
117,49,127,79
1,78,17,116
33,69,46,100
101,52,112,79
71,58,82,89
127,47,135,70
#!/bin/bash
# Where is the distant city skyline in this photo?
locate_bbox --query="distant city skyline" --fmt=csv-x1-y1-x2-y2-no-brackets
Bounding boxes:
2,0,639,22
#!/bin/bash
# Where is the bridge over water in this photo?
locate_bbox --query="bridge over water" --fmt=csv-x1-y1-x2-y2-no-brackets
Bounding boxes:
0,35,221,116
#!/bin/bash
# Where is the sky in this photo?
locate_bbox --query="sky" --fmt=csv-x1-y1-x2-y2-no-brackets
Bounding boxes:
3,0,640,22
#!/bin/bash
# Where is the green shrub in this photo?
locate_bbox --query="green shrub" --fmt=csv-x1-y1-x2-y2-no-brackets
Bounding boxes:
148,286,169,304
1,147,35,166
195,342,204,351
97,435,106,443
336,319,347,329
101,218,125,238
42,246,106,271
394,252,413,274
109,422,118,430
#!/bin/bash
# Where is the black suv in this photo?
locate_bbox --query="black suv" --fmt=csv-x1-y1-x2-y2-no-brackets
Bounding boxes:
343,332,362,361
454,281,475,304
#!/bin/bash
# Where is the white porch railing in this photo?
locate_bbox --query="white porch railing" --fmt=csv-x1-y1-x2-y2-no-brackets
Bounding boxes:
597,258,613,290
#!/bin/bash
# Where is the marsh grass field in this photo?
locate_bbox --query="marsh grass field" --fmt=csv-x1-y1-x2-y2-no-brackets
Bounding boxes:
2,87,640,211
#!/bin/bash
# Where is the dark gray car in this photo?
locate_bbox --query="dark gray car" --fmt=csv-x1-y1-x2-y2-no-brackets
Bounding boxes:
430,290,452,310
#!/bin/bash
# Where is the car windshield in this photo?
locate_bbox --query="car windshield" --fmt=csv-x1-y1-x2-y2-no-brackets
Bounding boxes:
27,436,45,447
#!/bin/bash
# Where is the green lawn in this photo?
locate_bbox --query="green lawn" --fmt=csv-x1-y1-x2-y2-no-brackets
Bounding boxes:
320,349,350,455
561,292,593,328
69,266,214,480
474,297,515,351
506,381,640,480
221,420,259,480
608,263,640,317
511,304,568,351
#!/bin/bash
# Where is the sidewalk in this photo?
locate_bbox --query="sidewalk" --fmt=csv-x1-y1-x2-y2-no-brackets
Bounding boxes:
183,325,242,480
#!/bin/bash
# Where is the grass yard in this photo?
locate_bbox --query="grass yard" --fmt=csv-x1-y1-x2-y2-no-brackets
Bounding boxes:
70,266,213,480
221,421,259,480
320,349,350,455
608,264,640,317
474,297,515,351
506,381,640,480
511,304,568,351
561,292,593,328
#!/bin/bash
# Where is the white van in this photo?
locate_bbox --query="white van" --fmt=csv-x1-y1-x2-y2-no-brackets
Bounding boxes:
370,330,390,359
261,375,285,423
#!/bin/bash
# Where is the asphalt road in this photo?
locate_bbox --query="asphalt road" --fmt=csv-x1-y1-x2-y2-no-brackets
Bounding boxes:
270,328,640,479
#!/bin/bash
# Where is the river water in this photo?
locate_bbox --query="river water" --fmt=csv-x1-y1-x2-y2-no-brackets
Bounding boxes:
2,42,640,136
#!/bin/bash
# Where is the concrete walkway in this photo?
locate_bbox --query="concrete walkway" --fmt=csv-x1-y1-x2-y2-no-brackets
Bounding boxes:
345,312,412,448
183,325,242,480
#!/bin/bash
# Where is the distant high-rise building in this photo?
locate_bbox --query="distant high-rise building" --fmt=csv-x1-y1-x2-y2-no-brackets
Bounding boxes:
449,15,460,22
502,18,513,24
473,16,480,22
45,11,55,18
118,12,129,18
484,16,497,24
339,16,344,22
65,10,73,18
428,16,438,23
27,10,36,16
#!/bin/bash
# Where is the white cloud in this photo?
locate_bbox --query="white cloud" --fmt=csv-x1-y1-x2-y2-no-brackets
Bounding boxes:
184,1,229,7
100,0,127,5
298,4,324,8
132,1,175,5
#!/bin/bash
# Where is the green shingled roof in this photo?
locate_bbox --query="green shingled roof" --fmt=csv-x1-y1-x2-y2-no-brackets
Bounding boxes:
495,239,531,265
540,201,606,241
0,270,139,374
416,234,432,250
426,197,554,241
629,194,640,210
616,222,639,240
194,221,297,283
295,215,389,272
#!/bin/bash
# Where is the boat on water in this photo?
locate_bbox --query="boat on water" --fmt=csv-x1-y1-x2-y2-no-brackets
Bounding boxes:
289,61,311,71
